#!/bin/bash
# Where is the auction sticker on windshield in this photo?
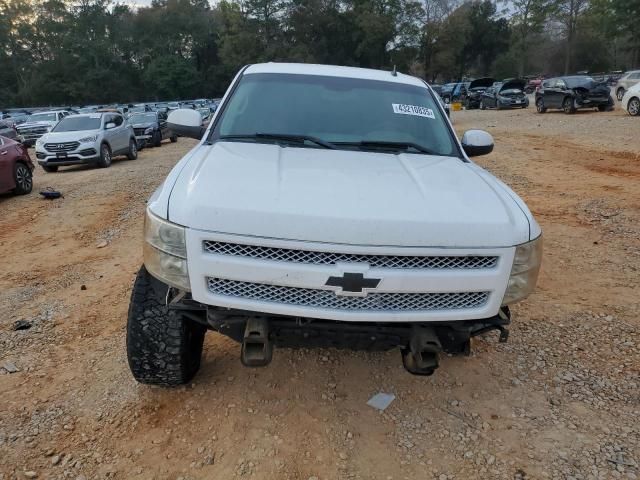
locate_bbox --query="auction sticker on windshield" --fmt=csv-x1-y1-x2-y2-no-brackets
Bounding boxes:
392,104,435,119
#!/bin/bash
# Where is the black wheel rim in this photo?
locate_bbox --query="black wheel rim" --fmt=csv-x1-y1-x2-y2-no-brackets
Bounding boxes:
16,165,32,191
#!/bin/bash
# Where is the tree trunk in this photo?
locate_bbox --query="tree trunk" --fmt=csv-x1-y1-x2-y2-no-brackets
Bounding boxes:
564,26,573,74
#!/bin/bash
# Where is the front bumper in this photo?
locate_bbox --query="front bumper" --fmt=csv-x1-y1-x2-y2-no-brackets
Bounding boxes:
574,96,609,108
184,230,515,323
498,98,529,108
36,145,100,166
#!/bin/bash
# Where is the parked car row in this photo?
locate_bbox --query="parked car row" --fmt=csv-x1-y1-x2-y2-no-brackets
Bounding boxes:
0,96,226,184
435,68,639,116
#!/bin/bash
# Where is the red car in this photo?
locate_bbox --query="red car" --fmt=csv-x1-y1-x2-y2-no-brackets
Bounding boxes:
0,135,34,195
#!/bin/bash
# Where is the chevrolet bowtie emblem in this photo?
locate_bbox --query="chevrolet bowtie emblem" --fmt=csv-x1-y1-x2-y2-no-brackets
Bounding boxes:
325,272,381,294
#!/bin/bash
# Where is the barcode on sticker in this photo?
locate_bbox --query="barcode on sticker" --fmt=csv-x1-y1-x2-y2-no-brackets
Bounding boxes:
392,104,435,119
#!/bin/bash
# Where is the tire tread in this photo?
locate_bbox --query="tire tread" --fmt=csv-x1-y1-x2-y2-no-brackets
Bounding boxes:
126,266,206,386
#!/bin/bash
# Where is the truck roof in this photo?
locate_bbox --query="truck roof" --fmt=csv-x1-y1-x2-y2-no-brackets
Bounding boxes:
244,63,427,88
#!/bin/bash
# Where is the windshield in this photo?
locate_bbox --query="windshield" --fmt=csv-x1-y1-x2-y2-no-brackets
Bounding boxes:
213,73,457,156
565,76,595,88
129,113,156,123
29,113,57,122
53,115,101,132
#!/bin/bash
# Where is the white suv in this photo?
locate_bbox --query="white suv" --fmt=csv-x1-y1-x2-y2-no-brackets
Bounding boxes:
35,112,137,172
126,63,542,385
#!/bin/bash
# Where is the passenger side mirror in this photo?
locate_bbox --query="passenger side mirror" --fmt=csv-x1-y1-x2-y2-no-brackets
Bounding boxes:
105,122,116,130
461,129,494,157
167,109,205,140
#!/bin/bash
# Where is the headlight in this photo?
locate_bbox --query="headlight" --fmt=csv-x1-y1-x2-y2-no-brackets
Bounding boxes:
502,236,542,305
143,209,190,291
144,127,153,135
35,138,44,148
78,135,98,143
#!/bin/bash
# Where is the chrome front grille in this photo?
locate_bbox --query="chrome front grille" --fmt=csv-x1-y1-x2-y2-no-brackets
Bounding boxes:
207,277,489,312
202,241,498,270
44,141,80,152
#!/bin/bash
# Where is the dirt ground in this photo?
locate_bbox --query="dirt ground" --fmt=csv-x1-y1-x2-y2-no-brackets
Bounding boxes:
1,105,639,480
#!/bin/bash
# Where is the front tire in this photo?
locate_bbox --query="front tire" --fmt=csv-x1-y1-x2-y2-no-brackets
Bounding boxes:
153,131,162,147
127,266,207,386
170,135,178,143
536,98,547,113
480,100,486,110
13,162,33,195
628,97,640,116
616,88,625,101
97,143,112,168
126,138,138,160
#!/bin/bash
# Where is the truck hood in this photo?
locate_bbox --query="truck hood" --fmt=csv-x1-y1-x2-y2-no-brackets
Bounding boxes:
166,142,530,247
17,121,55,130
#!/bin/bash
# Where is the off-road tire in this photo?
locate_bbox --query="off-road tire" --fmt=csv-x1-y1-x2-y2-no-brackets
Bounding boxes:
562,97,576,114
127,266,207,386
13,162,33,194
126,138,138,160
42,165,58,173
536,98,546,113
97,143,112,168
153,131,162,147
170,135,178,143
616,88,625,101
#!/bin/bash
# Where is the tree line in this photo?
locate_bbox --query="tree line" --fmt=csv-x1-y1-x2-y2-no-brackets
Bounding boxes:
0,0,637,107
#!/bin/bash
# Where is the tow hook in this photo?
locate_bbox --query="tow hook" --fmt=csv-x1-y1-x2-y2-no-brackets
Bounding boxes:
241,318,273,367
401,325,442,376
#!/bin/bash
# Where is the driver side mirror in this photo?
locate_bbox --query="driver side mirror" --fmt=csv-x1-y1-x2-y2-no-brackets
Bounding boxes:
461,129,494,157
105,122,116,130
167,109,205,140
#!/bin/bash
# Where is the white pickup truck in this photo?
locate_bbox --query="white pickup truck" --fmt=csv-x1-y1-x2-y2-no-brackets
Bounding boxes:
127,63,542,386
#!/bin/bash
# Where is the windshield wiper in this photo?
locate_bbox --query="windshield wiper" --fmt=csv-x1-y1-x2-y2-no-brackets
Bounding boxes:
219,133,336,150
333,140,436,155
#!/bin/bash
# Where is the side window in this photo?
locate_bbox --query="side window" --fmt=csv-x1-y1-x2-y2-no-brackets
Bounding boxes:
542,80,551,88
630,73,640,80
104,114,114,127
113,114,124,127
555,79,565,89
